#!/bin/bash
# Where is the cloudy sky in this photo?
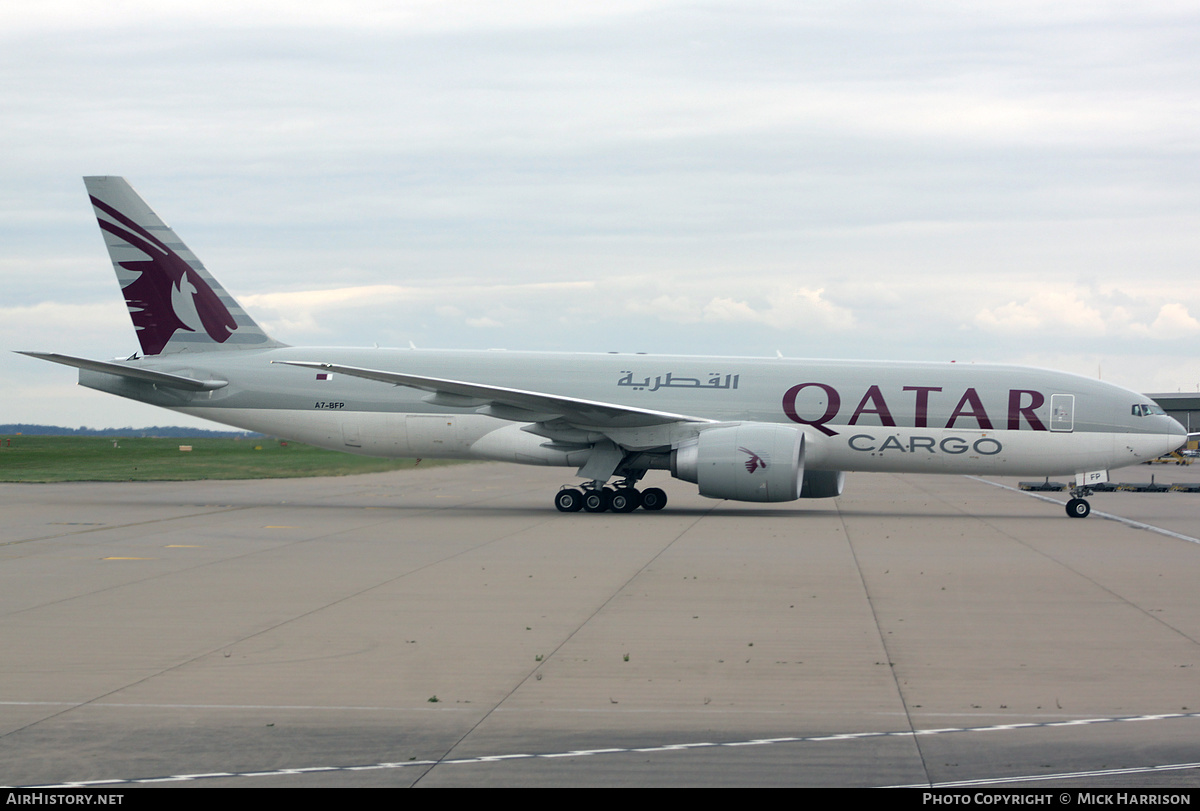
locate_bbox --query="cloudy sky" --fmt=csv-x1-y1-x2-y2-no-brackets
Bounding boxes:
3,1,1199,429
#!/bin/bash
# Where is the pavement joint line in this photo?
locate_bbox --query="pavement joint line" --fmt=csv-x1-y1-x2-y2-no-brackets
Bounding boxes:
413,501,720,786
18,712,1199,788
0,505,256,548
1,506,553,746
0,700,476,712
838,492,931,780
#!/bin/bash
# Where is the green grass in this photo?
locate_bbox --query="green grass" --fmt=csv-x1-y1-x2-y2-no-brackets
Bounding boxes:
0,436,464,482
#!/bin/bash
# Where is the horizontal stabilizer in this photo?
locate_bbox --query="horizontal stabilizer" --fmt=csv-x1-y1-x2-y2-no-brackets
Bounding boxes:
17,352,228,392
273,360,712,428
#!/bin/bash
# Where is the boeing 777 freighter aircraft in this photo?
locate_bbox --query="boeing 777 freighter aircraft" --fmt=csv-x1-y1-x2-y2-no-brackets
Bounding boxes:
20,177,1188,517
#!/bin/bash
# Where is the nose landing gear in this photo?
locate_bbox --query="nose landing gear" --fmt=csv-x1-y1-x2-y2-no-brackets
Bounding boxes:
1065,485,1093,518
1065,497,1091,518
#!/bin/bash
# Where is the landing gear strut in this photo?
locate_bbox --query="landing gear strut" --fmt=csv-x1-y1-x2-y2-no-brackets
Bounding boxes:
1065,486,1093,518
553,480,668,513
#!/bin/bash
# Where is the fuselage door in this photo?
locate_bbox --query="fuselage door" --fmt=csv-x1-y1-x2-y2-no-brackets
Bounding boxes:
1049,394,1074,432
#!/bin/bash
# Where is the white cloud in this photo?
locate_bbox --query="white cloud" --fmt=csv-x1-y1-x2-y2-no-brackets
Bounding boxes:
1129,302,1200,339
975,291,1109,336
6,1,1200,424
626,285,854,332
5,1,664,34
0,301,130,349
976,290,1200,343
240,280,597,341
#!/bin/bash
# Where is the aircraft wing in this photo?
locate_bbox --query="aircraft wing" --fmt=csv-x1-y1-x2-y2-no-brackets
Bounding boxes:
274,360,714,429
17,352,228,392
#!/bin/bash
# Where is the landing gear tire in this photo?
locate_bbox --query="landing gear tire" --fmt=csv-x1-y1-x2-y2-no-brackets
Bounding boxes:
582,489,611,513
554,488,583,512
610,488,641,513
640,487,667,511
1066,497,1091,518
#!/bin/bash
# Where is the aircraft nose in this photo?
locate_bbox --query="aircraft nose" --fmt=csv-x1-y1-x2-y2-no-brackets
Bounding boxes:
1167,416,1188,451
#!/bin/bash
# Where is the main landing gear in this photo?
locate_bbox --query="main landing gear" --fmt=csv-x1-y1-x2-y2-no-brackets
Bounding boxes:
1065,487,1093,518
554,481,668,513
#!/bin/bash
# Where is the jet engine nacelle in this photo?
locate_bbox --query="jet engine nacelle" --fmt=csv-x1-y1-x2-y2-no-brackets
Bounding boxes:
800,469,845,499
671,423,805,502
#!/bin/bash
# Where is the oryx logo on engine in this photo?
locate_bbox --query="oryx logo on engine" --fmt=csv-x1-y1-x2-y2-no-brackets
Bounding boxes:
739,447,767,473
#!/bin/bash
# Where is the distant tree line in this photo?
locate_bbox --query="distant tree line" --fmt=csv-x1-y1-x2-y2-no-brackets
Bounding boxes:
0,424,263,438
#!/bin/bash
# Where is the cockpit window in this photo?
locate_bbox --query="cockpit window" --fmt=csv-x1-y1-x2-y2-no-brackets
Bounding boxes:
1132,403,1167,417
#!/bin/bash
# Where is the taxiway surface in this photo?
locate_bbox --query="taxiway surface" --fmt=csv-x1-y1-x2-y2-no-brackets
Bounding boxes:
2,463,1199,787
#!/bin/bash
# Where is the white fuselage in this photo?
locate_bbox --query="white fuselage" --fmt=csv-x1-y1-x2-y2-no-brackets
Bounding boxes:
75,345,1184,479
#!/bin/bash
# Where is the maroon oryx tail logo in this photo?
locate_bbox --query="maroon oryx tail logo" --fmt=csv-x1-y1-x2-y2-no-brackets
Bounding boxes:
91,195,237,356
739,447,767,474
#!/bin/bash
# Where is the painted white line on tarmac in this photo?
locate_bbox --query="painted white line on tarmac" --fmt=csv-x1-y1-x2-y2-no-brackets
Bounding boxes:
967,476,1200,545
18,711,1200,788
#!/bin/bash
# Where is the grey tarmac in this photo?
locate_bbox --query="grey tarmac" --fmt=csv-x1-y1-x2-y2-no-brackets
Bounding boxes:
2,463,1199,788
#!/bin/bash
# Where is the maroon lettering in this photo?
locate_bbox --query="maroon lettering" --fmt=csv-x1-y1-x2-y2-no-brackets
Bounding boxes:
903,386,942,428
782,382,841,436
945,388,993,430
1007,389,1047,431
849,385,897,427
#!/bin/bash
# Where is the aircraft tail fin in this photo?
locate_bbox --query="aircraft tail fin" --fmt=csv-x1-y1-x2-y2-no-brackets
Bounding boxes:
84,176,283,356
